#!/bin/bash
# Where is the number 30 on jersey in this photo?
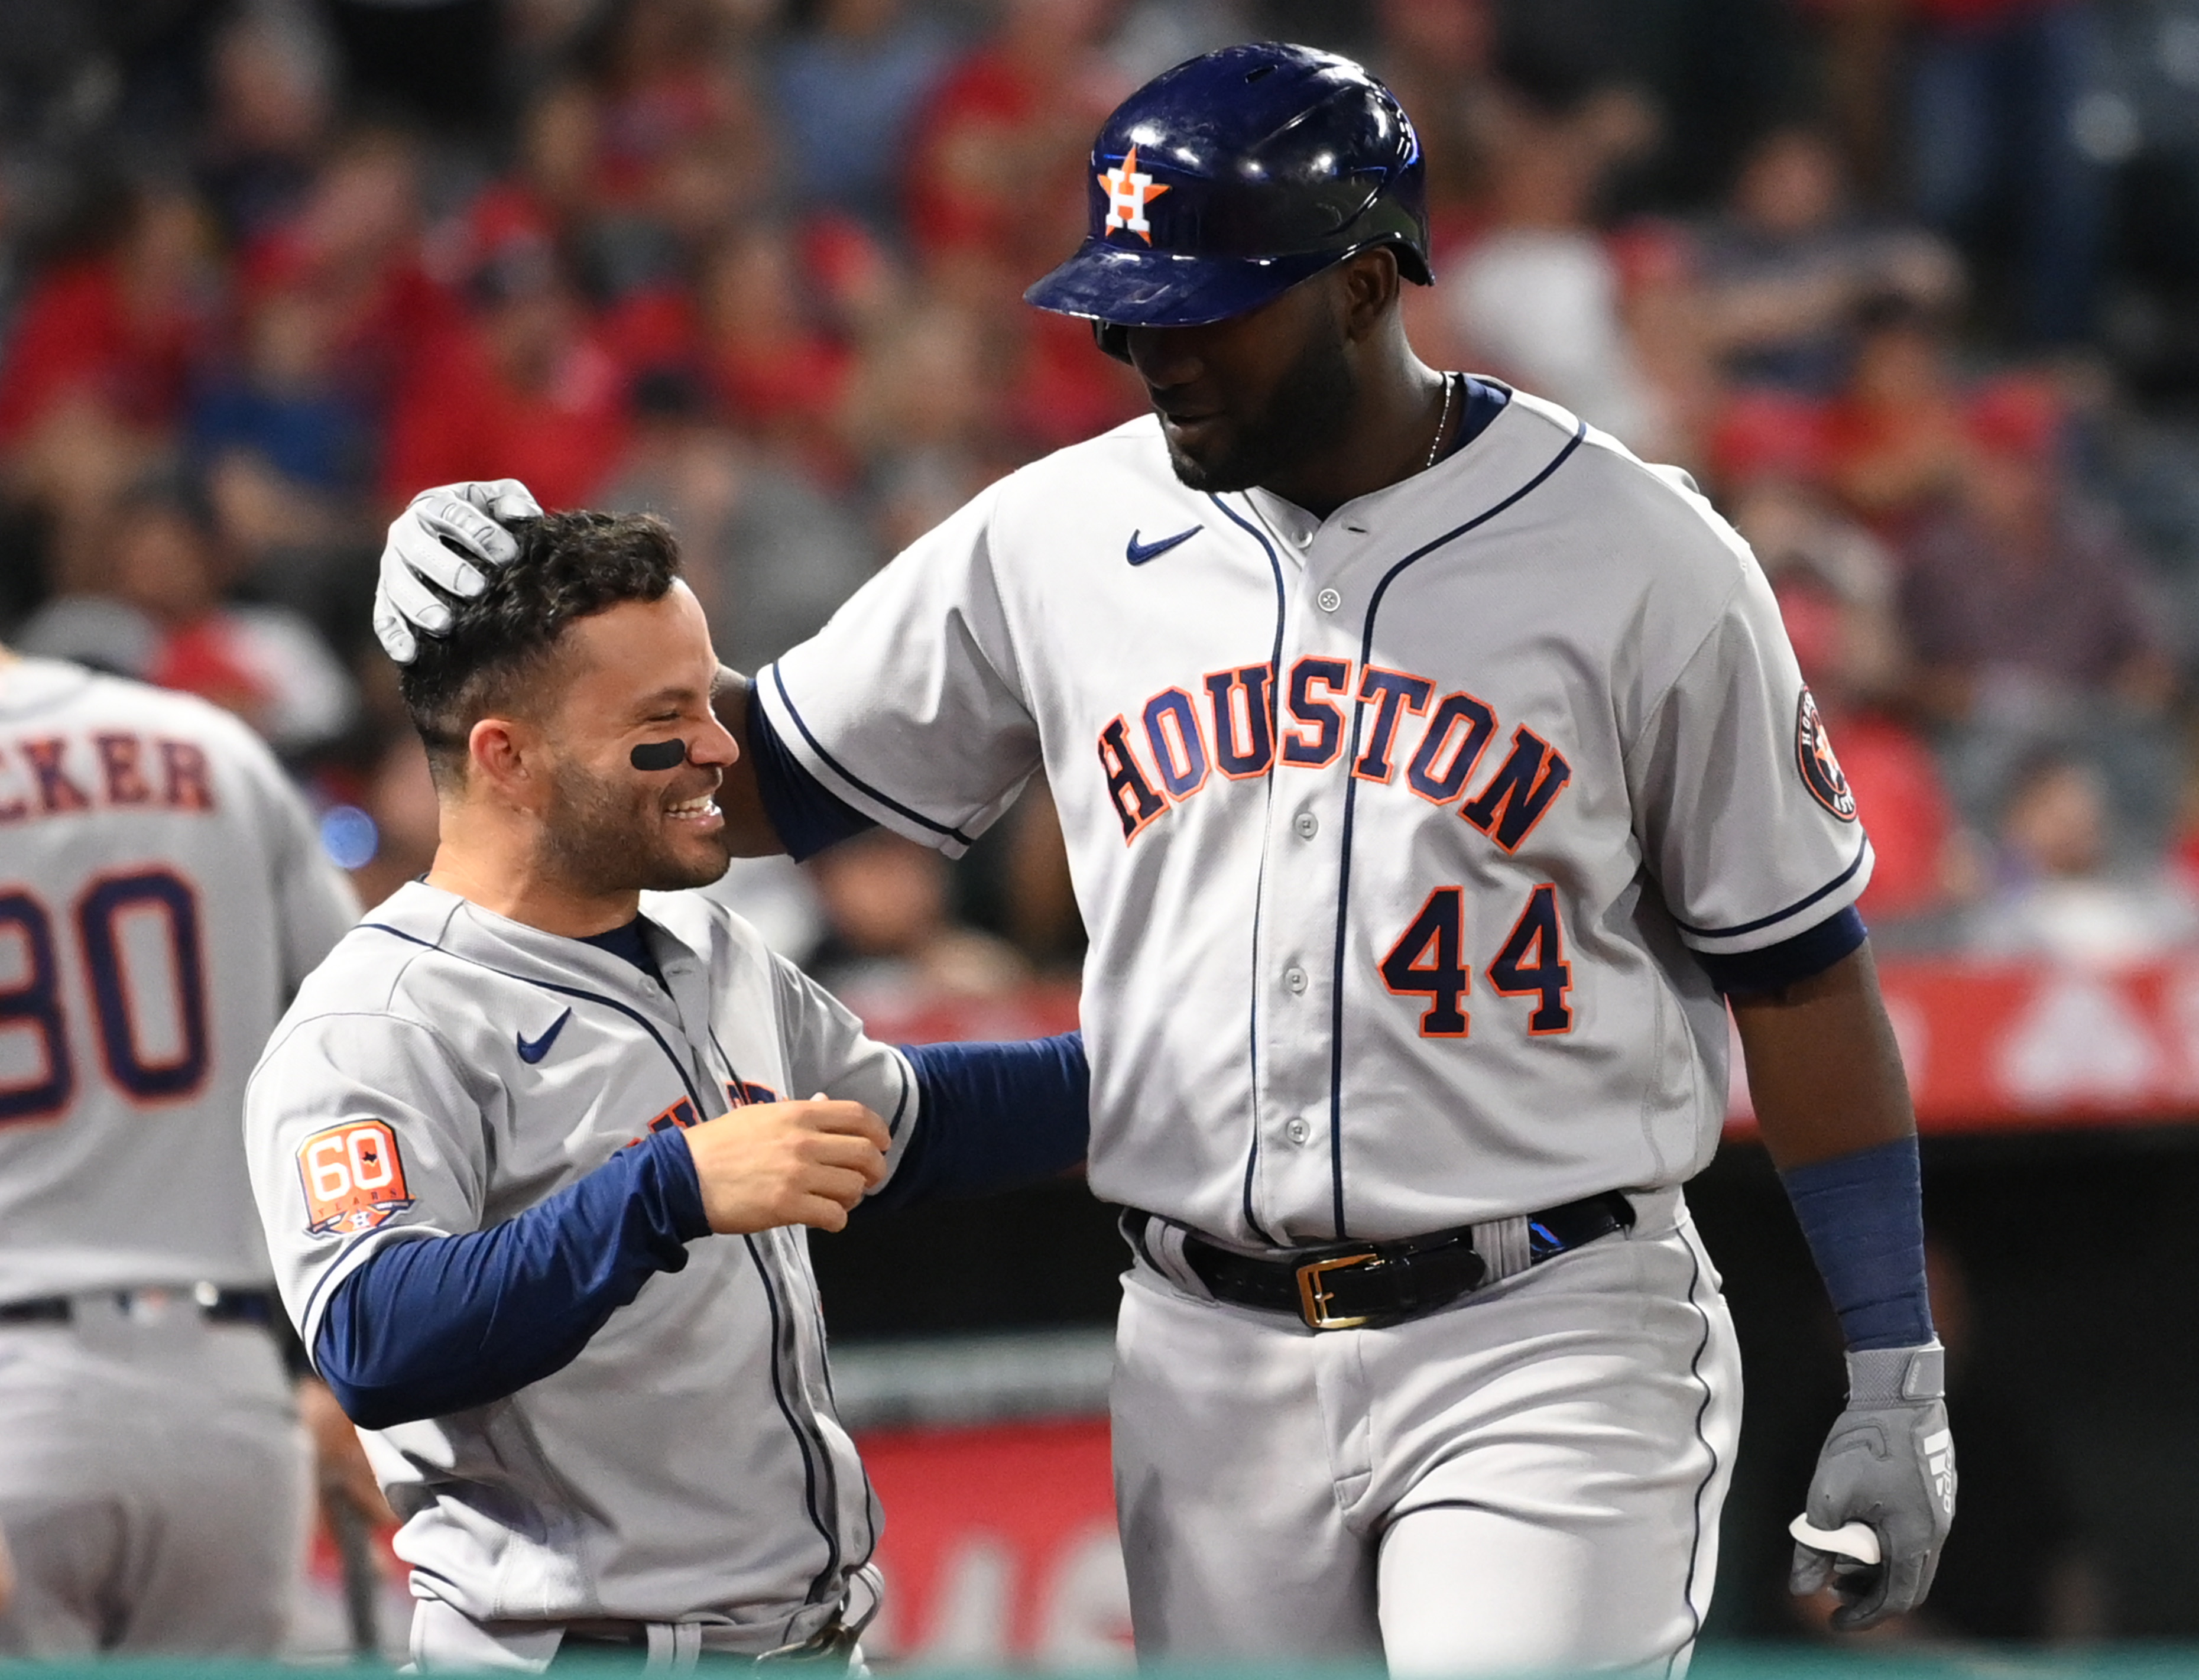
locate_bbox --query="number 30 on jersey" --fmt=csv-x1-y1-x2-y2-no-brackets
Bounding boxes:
1380,883,1573,1039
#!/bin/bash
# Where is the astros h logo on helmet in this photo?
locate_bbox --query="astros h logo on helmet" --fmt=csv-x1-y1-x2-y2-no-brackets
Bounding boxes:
1100,144,1169,244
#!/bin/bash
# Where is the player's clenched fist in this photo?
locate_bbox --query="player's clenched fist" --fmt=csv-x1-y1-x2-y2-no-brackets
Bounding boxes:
677,1098,890,1234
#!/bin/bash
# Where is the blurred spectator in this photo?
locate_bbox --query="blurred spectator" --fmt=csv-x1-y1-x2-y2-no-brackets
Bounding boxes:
808,829,1031,1007
1444,83,1675,455
902,0,1126,286
699,225,856,462
343,732,441,910
382,245,627,510
1740,472,1979,925
1967,750,2199,962
196,0,336,245
0,183,216,447
601,369,877,676
1694,126,1961,395
459,82,605,281
771,0,954,232
188,290,372,498
1821,292,1975,528
14,473,358,754
239,124,459,420
1906,0,2109,345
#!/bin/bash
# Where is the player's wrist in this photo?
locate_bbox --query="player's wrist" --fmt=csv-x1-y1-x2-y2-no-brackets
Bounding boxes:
1843,1340,1945,1406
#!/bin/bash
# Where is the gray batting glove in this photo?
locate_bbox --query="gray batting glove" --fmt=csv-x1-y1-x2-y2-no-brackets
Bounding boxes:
1790,1341,1955,1631
371,479,544,662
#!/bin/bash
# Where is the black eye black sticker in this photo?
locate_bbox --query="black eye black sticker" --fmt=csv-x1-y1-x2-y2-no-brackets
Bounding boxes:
630,740,688,772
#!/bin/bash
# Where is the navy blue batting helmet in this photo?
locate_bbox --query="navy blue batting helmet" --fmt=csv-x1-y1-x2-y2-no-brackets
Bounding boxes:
1023,41,1431,333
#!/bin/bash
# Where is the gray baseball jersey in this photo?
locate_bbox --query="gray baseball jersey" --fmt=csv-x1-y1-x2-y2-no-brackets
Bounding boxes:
0,656,359,1300
757,392,1872,1244
244,881,918,1640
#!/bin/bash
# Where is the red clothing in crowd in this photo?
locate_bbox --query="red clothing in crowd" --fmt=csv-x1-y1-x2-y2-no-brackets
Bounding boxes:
0,260,202,442
382,319,628,511
1839,713,1960,920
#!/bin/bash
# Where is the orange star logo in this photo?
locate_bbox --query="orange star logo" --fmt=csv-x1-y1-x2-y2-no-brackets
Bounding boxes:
1099,144,1170,244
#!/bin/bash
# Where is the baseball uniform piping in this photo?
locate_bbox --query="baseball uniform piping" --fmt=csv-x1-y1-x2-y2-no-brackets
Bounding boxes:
1209,492,1290,1246
1666,832,1870,940
1670,1226,1720,1676
358,921,846,1588
769,666,978,849
1325,420,1590,1237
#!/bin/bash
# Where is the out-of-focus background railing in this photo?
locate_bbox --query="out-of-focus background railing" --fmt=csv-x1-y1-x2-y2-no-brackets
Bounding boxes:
8,0,2199,1667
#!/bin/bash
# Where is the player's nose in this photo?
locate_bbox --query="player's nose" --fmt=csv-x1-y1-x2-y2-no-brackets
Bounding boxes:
688,712,740,769
1124,324,1205,390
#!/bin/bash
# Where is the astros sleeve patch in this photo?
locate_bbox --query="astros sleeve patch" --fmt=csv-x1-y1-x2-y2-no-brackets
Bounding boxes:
297,1118,416,1236
1795,688,1858,822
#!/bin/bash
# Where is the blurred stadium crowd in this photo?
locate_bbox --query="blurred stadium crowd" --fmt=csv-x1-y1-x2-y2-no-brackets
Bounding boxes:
8,0,2199,982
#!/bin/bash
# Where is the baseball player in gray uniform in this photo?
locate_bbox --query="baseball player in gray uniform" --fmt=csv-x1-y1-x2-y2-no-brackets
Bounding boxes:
249,510,1086,1671
0,643,361,1655
373,45,1955,1675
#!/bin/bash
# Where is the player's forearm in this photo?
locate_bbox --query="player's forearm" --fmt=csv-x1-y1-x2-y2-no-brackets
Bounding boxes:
1733,943,1934,1352
858,1032,1090,1217
314,1130,709,1428
1731,942,1913,1170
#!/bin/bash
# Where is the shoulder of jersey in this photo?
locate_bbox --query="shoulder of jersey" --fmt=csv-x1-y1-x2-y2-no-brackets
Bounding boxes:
1509,392,1754,589
5,657,253,741
280,882,466,1025
995,412,1172,500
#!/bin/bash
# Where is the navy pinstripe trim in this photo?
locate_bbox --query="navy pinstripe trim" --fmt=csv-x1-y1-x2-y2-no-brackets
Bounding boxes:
768,665,977,849
1671,1229,1722,1677
358,921,845,1587
1210,493,1287,1247
1669,833,1870,940
1326,421,1589,1238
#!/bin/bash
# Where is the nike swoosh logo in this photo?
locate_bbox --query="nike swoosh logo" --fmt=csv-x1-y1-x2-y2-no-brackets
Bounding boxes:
1126,525,1202,566
516,1009,572,1065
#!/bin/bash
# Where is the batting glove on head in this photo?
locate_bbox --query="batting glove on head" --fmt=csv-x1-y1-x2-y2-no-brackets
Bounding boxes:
1791,1341,1956,1631
372,479,543,663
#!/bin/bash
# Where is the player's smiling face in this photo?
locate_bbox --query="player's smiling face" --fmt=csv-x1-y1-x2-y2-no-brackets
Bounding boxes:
536,582,738,896
1124,268,1357,496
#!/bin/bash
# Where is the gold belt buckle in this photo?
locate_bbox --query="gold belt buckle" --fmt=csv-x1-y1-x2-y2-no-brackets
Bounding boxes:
1296,1251,1380,1330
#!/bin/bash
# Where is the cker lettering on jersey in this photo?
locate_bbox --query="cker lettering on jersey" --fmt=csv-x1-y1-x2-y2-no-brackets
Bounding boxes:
1100,657,1574,849
0,733,218,824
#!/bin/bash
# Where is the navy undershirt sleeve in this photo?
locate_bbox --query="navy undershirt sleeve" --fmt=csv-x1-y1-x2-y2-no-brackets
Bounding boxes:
1779,1134,1935,1351
314,1128,709,1428
860,1032,1089,1217
1696,906,1867,996
746,685,877,861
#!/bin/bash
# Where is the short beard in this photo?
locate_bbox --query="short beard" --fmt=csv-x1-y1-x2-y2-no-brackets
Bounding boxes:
1163,328,1358,495
541,757,726,896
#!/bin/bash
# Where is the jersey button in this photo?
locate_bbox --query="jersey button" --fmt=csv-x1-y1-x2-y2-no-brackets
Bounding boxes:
1283,965,1308,994
1316,587,1342,613
1293,810,1318,840
1285,1117,1312,1145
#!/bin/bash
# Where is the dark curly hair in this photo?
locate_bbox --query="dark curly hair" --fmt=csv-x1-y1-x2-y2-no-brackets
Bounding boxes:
398,510,682,788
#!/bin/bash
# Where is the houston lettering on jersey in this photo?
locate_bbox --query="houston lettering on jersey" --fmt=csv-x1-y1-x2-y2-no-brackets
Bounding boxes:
1099,657,1572,849
0,732,217,824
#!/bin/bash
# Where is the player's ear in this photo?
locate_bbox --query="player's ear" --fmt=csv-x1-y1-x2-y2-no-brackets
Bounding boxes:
1339,247,1400,342
466,716,539,805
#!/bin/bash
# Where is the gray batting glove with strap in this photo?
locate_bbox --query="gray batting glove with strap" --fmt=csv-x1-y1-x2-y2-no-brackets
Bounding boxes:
372,479,543,662
1790,1340,1955,1630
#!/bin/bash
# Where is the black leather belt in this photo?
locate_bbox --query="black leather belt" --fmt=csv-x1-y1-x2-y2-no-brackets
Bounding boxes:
0,1287,277,1327
1134,1192,1635,1331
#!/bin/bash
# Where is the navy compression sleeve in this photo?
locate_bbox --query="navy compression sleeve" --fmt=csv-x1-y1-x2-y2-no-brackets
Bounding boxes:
1779,1134,1935,1351
861,1032,1089,1216
746,683,877,861
314,1128,709,1428
1695,906,1867,996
